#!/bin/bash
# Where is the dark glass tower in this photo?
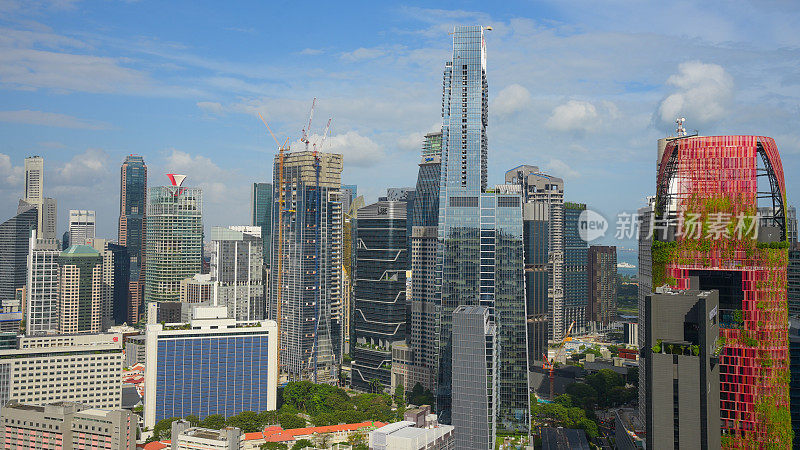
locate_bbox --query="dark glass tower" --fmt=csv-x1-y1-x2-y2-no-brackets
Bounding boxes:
435,25,529,432
351,201,408,391
118,155,147,324
564,202,588,333
0,205,38,304
250,182,272,266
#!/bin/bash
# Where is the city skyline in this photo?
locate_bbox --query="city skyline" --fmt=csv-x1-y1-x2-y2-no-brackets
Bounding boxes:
0,2,799,247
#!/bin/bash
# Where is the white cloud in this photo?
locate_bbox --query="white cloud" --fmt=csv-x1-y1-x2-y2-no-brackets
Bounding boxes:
0,110,111,129
492,84,531,116
544,158,580,179
54,148,109,186
196,101,224,115
0,153,23,188
298,48,323,55
295,131,385,167
340,47,387,62
545,100,602,133
656,61,733,126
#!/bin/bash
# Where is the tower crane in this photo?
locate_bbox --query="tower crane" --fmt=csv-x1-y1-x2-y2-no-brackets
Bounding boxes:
542,321,575,401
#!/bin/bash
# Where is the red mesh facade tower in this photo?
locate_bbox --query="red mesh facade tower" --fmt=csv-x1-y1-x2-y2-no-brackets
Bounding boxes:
654,135,791,447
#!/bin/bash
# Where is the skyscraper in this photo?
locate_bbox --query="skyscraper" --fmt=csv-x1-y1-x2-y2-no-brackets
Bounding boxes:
25,230,60,335
119,155,147,324
587,245,617,327
654,135,790,446
644,284,721,449
144,174,203,306
351,201,408,391
57,245,104,334
0,205,37,305
67,210,96,246
250,182,272,265
340,184,358,218
269,151,343,382
408,131,442,391
563,202,588,334
451,305,496,449
23,156,56,240
210,225,264,321
505,165,564,364
435,26,529,432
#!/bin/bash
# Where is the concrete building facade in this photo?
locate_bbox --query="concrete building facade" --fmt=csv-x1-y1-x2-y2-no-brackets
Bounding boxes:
68,210,96,246
211,226,264,321
25,230,60,335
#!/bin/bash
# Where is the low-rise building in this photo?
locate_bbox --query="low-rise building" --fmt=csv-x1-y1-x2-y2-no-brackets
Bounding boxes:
171,420,240,450
368,421,454,450
0,402,135,449
0,333,123,410
242,422,385,449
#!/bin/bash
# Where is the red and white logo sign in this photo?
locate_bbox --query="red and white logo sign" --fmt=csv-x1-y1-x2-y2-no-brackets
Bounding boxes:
167,173,187,196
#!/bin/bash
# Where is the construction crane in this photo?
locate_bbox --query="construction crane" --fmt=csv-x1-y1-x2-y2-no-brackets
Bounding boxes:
542,321,575,401
300,97,316,151
258,113,290,380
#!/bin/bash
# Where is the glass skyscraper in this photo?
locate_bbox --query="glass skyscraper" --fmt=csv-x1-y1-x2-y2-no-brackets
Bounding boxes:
119,155,147,323
564,202,588,334
250,182,272,266
351,201,408,391
0,205,37,305
435,25,529,432
144,177,203,305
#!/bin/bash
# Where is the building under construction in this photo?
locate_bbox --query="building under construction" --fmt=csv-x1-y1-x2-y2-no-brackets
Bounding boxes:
268,151,343,382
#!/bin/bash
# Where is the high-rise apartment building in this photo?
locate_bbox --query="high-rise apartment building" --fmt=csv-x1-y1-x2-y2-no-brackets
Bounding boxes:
119,155,147,324
25,230,60,335
250,183,272,265
0,402,136,450
351,201,408,391
451,305,496,450
407,132,442,392
269,151,343,382
0,333,124,410
505,165,565,363
644,285,721,449
587,245,617,327
144,175,202,306
654,135,790,445
211,226,264,321
435,26,529,432
143,306,278,428
58,245,104,334
67,210,96,246
23,156,56,240
563,202,588,334
0,204,37,305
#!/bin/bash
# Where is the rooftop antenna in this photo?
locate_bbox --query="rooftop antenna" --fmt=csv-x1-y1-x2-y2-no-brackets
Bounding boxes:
676,117,687,137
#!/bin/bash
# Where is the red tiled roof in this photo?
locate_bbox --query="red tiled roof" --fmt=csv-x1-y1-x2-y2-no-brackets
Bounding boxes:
139,441,170,450
248,422,386,442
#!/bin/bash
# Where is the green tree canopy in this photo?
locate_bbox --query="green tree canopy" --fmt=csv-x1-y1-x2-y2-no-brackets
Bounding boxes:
200,414,226,430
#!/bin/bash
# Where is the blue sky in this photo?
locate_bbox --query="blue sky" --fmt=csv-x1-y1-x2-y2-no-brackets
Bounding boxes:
1,0,799,250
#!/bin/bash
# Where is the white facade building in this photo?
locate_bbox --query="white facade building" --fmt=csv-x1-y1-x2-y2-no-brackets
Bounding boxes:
25,230,60,335
68,210,96,246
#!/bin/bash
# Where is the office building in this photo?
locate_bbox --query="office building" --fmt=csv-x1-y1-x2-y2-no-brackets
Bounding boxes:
0,402,136,450
654,135,789,445
369,421,454,450
269,151,343,382
791,245,800,320
107,242,130,326
25,230,60,335
67,210,96,246
250,183,272,266
451,305,496,450
435,26,529,431
143,306,278,428
171,420,241,450
405,131,442,392
0,333,124,410
124,334,145,367
351,201,408,391
119,155,147,324
506,165,564,363
587,245,617,327
563,202,588,334
789,318,800,447
145,174,203,306
761,205,797,243
636,195,654,424
340,184,357,218
23,156,57,240
58,245,105,334
180,273,217,304
0,204,37,305
540,428,590,450
644,285,721,449
211,226,264,321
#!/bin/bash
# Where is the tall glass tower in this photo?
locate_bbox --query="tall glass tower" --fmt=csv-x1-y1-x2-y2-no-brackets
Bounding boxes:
435,25,530,432
119,155,147,323
250,182,272,266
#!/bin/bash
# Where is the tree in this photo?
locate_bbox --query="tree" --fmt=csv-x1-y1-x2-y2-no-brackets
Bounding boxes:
278,413,306,430
291,439,313,450
185,415,200,426
227,411,262,433
394,383,405,407
148,417,179,442
201,414,226,430
312,432,331,449
627,366,639,386
348,430,366,447
565,382,598,408
261,443,288,450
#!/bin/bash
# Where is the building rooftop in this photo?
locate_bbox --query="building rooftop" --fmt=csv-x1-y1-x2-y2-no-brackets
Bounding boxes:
60,244,100,256
540,427,590,450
